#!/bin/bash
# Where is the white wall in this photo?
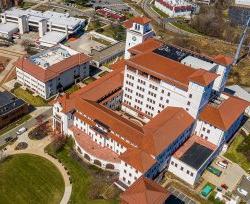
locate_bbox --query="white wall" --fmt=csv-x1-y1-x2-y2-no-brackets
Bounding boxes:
119,160,142,186
194,120,224,146
125,22,154,59
168,157,198,185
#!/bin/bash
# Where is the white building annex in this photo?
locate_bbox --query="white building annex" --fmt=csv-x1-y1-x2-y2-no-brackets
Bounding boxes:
154,0,197,17
51,16,249,203
0,8,85,46
14,44,90,99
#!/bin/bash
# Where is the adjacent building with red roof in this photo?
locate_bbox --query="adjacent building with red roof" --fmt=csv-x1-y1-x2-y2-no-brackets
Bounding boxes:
15,44,90,99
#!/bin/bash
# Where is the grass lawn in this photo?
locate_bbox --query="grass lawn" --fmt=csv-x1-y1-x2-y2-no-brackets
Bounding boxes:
45,139,120,204
0,154,64,204
19,2,36,9
99,71,109,77
65,84,81,94
92,37,112,46
224,134,250,172
0,114,31,136
83,77,96,85
171,22,201,35
152,6,169,18
12,87,47,107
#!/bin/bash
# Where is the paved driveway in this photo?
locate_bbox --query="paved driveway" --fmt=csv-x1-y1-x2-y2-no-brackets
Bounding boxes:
235,176,250,202
202,157,245,192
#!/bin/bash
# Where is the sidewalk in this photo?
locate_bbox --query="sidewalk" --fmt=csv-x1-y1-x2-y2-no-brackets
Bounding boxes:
5,130,72,204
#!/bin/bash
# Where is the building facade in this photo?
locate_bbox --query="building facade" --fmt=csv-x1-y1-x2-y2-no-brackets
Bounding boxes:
0,91,29,129
52,16,249,197
154,0,197,17
0,8,85,43
15,44,90,99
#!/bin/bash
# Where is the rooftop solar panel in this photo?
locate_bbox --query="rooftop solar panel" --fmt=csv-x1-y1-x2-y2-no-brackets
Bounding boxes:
180,142,213,170
153,44,214,64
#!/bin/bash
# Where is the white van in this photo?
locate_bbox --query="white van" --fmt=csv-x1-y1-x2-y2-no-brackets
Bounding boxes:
216,161,227,169
16,127,27,135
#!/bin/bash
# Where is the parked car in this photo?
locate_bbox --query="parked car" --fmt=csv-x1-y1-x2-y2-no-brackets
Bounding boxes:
221,184,228,190
222,160,229,165
216,161,227,169
16,127,27,135
237,188,248,196
246,176,250,182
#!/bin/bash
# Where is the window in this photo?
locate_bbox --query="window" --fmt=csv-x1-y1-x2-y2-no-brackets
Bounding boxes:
207,130,210,133
161,90,164,94
187,101,191,105
203,127,206,131
187,170,190,174
190,172,194,177
174,163,178,167
124,170,127,173
128,180,131,185
168,92,170,96
205,136,208,140
129,173,132,177
189,94,192,98
123,177,126,181
171,161,174,165
180,167,184,171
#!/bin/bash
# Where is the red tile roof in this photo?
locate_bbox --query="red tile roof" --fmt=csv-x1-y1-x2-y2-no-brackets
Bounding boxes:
14,53,90,82
127,52,218,90
199,95,249,131
123,16,151,29
213,54,232,66
189,69,218,86
128,38,164,55
173,135,217,158
142,107,194,156
119,148,156,173
120,176,170,204
72,126,120,163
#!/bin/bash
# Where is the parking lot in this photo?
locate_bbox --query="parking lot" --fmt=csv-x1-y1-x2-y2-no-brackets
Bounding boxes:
202,157,245,192
235,176,250,202
167,186,196,204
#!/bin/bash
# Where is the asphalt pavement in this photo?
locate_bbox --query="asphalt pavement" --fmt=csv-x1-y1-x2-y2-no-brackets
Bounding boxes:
236,176,250,202
0,107,52,146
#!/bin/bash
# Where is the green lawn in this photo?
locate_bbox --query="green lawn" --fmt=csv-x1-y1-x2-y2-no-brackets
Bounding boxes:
19,2,36,9
83,77,96,85
0,154,64,204
45,139,120,204
99,71,109,77
171,22,201,35
152,6,169,18
65,84,81,94
224,134,250,172
12,87,47,107
0,114,31,136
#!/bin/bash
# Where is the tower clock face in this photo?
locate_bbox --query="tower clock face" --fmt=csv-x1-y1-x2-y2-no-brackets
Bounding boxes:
132,36,137,41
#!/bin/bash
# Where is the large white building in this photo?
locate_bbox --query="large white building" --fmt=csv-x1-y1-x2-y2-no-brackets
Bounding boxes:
52,16,249,202
0,8,85,46
154,0,197,17
15,44,90,99
235,0,250,6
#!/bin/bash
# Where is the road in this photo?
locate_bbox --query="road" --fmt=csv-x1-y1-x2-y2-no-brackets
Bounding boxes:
0,107,52,147
140,0,202,37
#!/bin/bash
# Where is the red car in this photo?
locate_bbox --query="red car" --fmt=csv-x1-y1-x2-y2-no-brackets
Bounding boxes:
221,184,228,190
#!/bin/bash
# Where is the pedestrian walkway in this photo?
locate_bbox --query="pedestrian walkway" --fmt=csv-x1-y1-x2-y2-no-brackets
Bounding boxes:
5,129,72,204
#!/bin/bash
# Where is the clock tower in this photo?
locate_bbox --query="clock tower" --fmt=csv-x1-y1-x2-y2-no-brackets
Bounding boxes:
123,17,155,59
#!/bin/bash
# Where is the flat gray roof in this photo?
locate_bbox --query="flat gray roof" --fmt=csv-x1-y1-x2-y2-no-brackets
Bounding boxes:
0,22,18,34
39,31,67,44
92,41,125,62
2,8,85,29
